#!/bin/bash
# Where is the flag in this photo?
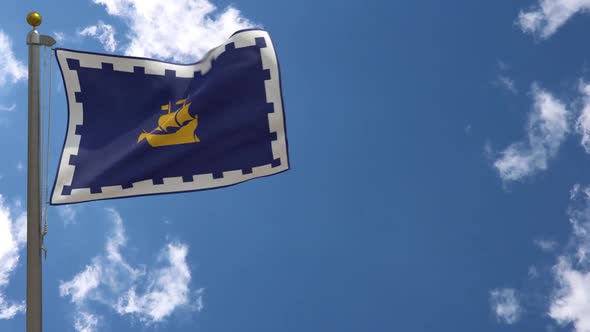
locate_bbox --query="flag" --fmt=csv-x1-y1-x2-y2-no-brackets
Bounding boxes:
50,29,289,204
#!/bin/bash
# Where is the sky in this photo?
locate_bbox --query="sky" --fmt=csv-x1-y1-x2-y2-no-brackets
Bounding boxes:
6,0,590,331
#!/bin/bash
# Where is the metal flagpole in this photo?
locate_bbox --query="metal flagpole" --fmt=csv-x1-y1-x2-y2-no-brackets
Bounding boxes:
25,12,55,332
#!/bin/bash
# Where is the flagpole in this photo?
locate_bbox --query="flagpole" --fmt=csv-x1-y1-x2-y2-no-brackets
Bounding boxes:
26,12,55,332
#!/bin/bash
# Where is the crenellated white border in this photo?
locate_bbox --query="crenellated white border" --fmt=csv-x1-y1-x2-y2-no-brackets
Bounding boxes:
51,30,288,204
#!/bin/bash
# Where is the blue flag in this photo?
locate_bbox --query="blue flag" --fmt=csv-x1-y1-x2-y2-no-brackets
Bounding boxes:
51,29,289,204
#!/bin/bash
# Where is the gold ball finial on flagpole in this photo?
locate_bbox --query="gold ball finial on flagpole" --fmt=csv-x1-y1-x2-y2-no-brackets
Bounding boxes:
26,12,42,28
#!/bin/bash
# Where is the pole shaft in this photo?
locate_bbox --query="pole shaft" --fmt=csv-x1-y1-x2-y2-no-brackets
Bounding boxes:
26,28,42,332
25,21,55,332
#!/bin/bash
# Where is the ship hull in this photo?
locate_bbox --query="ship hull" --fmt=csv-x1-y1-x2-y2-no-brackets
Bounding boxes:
138,118,200,147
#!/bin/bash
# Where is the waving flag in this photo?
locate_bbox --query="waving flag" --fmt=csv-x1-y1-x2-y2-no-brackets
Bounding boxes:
51,29,289,204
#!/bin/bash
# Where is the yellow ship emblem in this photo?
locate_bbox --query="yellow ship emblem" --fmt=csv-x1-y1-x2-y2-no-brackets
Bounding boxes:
138,98,200,147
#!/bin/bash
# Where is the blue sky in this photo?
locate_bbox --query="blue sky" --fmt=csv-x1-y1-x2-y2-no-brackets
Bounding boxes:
5,0,590,331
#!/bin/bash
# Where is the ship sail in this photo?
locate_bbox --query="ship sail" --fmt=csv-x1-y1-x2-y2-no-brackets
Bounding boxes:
138,99,200,147
157,102,193,132
157,113,177,132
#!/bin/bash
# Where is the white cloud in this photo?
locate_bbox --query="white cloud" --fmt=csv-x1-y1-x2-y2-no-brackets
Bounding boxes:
535,238,559,252
496,75,518,94
0,30,26,86
193,288,204,312
91,0,256,62
60,208,201,328
465,124,472,135
493,85,569,182
60,209,142,304
567,187,590,265
575,83,590,153
53,32,66,43
60,264,102,305
103,209,144,282
57,205,79,225
497,60,510,71
78,21,118,52
490,288,522,324
490,187,590,331
0,104,15,112
546,185,590,331
0,196,26,319
0,295,24,319
518,0,590,39
74,311,99,332
114,243,192,322
549,258,590,331
573,184,582,199
529,265,539,279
